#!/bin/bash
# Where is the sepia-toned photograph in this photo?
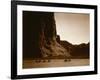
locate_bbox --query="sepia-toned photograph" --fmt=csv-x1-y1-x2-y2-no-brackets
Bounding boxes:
11,1,97,79
23,11,90,69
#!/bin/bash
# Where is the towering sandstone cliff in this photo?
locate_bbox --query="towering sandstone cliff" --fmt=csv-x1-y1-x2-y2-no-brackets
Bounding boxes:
23,11,70,59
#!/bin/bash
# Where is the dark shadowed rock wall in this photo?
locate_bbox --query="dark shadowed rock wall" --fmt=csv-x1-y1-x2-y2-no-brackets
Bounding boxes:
23,11,70,59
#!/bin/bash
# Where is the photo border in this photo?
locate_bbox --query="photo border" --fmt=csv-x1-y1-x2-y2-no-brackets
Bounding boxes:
11,0,97,79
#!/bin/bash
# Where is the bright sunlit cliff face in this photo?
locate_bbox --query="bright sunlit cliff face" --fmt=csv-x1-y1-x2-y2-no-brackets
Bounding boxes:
54,13,90,44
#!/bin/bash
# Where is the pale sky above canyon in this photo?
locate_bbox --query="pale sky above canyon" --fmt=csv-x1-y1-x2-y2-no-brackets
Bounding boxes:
54,12,90,44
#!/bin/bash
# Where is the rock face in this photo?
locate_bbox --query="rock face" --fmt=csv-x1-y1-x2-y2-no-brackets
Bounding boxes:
23,11,70,59
59,40,89,59
70,43,89,58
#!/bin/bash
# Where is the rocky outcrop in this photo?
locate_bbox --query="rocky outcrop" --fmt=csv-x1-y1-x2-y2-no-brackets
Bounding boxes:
59,40,89,59
23,11,70,59
70,43,89,58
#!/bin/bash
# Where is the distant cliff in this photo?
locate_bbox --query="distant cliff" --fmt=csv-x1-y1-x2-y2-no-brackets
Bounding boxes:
70,43,89,58
57,37,89,59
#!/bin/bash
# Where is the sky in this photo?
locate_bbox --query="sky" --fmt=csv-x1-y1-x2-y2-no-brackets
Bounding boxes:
54,13,90,45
